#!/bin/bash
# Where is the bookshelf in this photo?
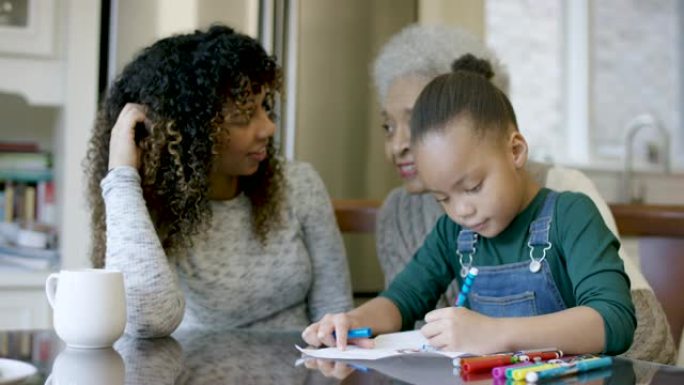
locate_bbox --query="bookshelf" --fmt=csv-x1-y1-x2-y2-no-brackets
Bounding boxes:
0,0,100,330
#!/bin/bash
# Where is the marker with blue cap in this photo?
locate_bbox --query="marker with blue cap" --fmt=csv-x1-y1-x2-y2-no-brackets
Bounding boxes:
332,327,372,339
455,267,479,307
526,356,612,382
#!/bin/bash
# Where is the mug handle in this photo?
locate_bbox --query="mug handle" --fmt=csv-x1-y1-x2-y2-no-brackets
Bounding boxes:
44,374,53,385
45,273,59,309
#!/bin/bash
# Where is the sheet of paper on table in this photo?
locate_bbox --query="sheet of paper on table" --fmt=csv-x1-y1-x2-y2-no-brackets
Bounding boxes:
296,330,468,360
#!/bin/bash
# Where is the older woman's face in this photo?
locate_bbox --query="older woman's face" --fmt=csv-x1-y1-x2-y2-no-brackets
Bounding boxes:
381,75,431,194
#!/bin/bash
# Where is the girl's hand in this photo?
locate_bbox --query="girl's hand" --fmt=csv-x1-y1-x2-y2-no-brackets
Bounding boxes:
108,103,148,170
421,307,502,354
301,313,374,350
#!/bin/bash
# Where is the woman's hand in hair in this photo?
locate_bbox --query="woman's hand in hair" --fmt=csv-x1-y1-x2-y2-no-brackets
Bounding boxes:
108,103,148,170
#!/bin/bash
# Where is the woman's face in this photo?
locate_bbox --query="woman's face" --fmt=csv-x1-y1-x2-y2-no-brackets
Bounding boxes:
213,92,276,177
381,75,431,194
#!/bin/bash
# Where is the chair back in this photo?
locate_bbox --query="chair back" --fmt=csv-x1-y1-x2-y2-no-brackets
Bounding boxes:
332,199,381,233
612,203,684,346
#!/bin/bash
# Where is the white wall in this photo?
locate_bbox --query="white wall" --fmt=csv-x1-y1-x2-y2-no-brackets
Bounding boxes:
418,0,484,38
58,0,101,268
295,0,415,292
112,0,258,80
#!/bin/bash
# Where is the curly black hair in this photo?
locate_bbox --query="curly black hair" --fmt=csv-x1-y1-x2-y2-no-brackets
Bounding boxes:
85,25,284,268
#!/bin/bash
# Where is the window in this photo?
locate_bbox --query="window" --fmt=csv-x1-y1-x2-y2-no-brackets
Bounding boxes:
486,0,682,170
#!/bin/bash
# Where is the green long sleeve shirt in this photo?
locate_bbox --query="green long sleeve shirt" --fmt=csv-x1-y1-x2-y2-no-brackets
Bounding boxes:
380,188,636,354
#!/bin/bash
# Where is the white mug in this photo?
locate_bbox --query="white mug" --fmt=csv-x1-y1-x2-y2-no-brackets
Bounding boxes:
44,347,125,385
45,269,126,348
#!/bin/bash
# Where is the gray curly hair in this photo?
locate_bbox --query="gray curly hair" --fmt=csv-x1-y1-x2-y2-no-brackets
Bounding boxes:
372,24,509,103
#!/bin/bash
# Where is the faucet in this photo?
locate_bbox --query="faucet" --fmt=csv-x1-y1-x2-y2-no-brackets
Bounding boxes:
623,113,671,203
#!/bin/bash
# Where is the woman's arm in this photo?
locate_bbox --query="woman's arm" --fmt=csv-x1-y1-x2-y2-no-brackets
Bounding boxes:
103,103,184,338
103,167,185,338
294,163,353,321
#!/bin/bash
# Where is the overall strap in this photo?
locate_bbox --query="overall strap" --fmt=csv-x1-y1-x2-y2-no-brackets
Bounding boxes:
456,229,478,278
457,229,478,254
528,190,559,247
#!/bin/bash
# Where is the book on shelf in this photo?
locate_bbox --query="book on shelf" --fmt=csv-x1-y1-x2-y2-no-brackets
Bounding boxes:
0,151,52,171
0,190,5,222
0,252,55,270
0,244,59,271
0,244,59,260
0,144,53,183
0,142,59,271
0,169,53,182
2,179,57,227
0,141,40,153
36,180,56,225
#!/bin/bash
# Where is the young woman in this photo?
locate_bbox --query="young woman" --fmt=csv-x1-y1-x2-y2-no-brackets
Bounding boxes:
85,25,352,337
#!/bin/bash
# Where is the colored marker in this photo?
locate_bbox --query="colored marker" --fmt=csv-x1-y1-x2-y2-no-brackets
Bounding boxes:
511,362,562,381
526,356,612,382
461,354,514,373
347,363,369,372
332,327,372,339
492,361,537,379
455,267,478,307
459,349,561,373
505,361,550,379
516,350,562,363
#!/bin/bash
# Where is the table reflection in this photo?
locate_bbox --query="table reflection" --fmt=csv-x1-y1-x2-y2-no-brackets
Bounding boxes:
2,329,684,385
118,330,315,384
47,347,124,385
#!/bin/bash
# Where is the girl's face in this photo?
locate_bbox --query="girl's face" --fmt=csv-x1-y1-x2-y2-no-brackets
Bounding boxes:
381,75,431,193
213,92,276,177
413,117,537,238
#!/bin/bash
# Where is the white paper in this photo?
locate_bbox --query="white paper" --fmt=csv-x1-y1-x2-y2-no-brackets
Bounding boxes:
296,330,467,360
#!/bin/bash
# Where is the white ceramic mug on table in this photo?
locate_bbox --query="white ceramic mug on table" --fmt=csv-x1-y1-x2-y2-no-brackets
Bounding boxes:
45,269,126,349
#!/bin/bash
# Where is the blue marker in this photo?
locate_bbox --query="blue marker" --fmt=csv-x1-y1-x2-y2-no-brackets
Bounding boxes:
333,327,372,339
347,363,369,372
455,267,479,307
526,356,613,382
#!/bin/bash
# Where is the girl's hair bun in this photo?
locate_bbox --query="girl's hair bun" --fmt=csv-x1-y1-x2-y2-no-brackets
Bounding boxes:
451,53,494,80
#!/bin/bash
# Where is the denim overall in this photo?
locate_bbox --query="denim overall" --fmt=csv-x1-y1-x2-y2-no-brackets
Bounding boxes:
456,191,567,317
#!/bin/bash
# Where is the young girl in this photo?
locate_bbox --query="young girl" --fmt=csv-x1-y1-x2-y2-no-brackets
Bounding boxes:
302,54,635,355
86,25,352,337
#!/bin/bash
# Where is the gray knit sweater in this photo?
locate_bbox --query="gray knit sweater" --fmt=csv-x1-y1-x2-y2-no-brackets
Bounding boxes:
102,161,353,337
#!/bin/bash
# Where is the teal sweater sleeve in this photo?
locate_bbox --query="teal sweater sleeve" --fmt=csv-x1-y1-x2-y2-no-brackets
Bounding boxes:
379,215,456,330
555,193,636,354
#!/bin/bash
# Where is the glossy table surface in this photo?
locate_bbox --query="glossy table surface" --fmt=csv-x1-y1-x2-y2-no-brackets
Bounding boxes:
1,328,683,384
